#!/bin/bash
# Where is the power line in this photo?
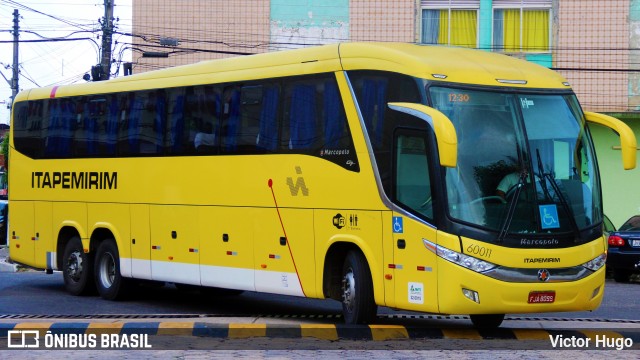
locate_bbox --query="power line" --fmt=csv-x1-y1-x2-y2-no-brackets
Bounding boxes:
0,37,95,43
0,0,96,32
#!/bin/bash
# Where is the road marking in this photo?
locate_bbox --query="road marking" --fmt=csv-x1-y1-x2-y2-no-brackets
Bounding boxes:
157,322,195,336
369,325,409,340
300,324,338,340
228,323,267,338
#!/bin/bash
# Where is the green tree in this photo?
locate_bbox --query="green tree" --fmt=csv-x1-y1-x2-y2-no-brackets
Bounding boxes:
1,132,7,171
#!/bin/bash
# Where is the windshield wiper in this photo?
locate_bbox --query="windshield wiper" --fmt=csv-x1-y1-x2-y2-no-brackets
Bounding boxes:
535,149,581,241
497,168,528,243
536,149,553,202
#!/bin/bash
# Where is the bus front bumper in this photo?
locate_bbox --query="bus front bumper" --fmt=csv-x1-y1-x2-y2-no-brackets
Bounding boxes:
437,259,605,315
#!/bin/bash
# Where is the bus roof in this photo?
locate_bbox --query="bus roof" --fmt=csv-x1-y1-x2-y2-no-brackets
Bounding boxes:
20,42,569,101
338,43,569,89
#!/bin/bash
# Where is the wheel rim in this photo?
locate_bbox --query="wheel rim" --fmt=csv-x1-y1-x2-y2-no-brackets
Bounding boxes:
98,252,116,289
342,267,356,313
66,250,83,282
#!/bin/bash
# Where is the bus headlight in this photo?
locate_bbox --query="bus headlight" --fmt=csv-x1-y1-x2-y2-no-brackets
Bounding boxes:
582,253,606,272
423,239,498,273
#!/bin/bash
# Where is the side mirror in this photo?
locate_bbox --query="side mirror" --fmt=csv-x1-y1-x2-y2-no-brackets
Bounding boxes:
584,111,637,170
388,102,457,167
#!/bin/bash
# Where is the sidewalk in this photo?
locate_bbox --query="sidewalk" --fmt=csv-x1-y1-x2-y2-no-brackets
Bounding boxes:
0,245,17,272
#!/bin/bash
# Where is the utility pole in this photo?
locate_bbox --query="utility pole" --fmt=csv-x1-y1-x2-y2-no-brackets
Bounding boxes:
11,9,20,105
98,0,114,81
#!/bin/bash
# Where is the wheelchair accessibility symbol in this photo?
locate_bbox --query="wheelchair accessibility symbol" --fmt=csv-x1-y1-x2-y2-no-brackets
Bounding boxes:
539,204,560,229
393,216,404,233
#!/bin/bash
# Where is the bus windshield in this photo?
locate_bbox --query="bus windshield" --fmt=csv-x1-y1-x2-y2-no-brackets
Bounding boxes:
428,86,601,238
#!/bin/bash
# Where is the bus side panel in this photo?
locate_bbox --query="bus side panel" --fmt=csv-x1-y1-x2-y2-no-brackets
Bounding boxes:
53,202,88,248
149,205,199,285
381,210,395,308
390,214,439,313
88,203,131,276
199,206,255,291
130,204,151,280
8,201,34,267
33,201,53,270
314,209,385,306
254,208,314,297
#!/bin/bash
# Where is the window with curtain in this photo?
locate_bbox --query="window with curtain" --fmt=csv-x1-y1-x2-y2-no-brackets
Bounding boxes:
493,8,549,52
422,9,478,48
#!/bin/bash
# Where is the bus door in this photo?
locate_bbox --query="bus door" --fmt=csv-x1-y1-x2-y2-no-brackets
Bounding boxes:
390,130,439,313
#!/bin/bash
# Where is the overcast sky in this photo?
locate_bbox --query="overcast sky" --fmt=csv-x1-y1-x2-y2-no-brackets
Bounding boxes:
0,0,132,125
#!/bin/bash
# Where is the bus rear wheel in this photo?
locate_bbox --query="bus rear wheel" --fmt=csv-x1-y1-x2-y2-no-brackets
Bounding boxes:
341,250,377,324
95,239,127,300
62,236,94,295
470,314,505,328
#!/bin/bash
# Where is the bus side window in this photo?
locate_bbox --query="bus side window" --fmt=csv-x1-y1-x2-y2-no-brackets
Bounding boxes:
221,86,241,153
154,89,168,154
288,83,317,150
58,99,74,158
193,85,221,154
256,85,280,152
117,92,142,156
44,99,57,157
13,101,43,159
394,132,433,221
106,94,119,156
138,90,164,155
236,85,262,153
74,96,106,157
360,78,388,149
166,87,187,155
323,80,347,148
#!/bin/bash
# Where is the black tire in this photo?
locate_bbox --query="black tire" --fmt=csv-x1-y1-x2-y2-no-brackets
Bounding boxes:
94,239,128,300
470,314,505,329
612,268,632,283
341,250,377,324
62,236,95,295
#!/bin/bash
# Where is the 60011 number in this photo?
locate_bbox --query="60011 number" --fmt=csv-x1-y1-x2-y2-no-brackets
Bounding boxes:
466,244,492,258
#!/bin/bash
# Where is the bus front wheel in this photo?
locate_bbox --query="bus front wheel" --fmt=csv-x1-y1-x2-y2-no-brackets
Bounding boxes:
470,314,505,328
341,250,377,324
94,239,127,300
62,236,95,295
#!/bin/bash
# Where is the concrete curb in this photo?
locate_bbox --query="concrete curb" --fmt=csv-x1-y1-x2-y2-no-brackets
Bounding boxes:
0,259,16,272
1,321,640,340
0,245,16,272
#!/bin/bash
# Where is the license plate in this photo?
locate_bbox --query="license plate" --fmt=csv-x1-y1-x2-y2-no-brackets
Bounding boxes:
632,240,640,247
528,291,556,304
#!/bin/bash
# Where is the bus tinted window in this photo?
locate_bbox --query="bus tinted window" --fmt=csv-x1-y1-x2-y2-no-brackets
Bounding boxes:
12,74,357,171
349,71,422,193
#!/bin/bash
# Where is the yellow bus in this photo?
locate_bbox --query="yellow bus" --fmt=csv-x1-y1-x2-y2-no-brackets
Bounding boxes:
9,43,637,328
